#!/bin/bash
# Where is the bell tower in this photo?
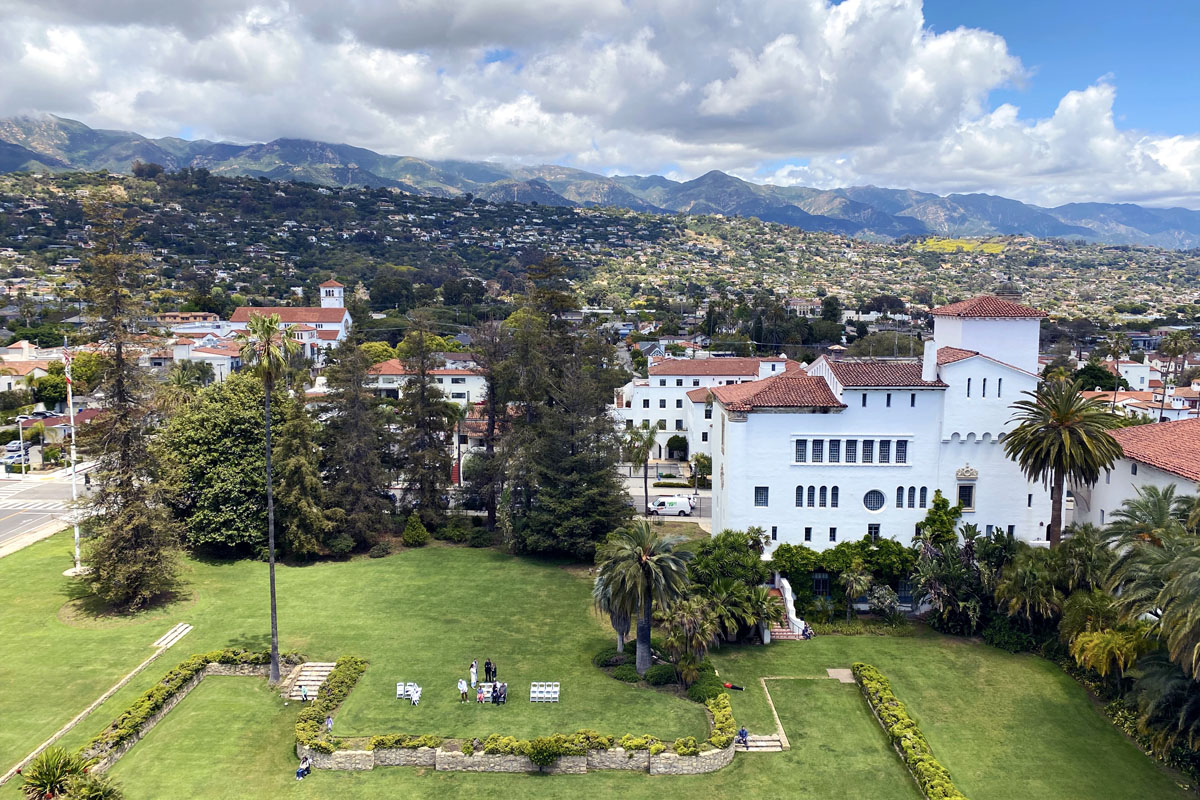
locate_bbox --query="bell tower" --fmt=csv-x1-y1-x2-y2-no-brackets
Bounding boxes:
319,279,345,309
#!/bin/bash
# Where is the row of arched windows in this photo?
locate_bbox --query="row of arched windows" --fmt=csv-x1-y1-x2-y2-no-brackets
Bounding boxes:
796,485,839,508
896,486,929,509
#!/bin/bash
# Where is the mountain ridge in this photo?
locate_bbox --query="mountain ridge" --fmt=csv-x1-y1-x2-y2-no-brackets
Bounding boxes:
3,114,1200,248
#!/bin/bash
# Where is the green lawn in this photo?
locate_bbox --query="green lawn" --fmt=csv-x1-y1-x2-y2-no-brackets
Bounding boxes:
1,532,1191,800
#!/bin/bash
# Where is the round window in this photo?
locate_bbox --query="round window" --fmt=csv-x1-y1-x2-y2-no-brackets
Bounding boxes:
863,490,886,511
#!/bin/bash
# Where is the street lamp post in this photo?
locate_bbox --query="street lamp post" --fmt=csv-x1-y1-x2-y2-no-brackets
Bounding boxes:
66,346,81,572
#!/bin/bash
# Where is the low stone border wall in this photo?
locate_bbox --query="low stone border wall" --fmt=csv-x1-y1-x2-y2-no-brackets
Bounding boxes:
89,662,270,772
296,742,734,776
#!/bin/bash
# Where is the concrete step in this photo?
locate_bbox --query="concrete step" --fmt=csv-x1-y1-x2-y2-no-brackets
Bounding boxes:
152,623,193,650
287,662,337,700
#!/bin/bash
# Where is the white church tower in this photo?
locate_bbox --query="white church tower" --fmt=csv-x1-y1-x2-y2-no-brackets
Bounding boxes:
319,279,345,309
929,295,1045,375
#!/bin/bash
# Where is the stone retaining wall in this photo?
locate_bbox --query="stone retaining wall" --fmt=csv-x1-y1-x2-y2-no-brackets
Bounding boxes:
89,663,271,772
295,742,733,775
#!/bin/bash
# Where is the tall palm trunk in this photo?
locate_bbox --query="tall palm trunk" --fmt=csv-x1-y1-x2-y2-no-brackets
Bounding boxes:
636,603,653,675
264,379,280,684
643,456,650,517
1048,469,1064,548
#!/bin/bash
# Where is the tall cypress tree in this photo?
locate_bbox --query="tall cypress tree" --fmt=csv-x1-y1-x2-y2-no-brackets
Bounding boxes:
393,317,458,527
80,193,179,610
467,320,513,531
273,397,330,558
320,338,396,552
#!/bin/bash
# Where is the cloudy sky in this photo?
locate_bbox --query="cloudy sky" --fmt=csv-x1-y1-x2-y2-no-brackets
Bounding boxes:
2,0,1199,208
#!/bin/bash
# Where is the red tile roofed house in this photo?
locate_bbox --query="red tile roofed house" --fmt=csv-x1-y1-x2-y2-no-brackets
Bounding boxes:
229,305,351,365
806,356,946,388
20,408,102,445
1073,418,1200,529
710,373,845,413
0,360,51,391
367,358,486,405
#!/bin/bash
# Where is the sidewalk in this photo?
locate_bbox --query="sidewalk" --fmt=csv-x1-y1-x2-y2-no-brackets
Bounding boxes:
0,461,97,483
0,518,69,559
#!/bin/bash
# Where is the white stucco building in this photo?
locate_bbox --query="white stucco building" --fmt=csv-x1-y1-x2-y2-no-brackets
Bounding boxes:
612,356,793,459
228,280,352,366
367,358,488,406
710,295,1054,552
1070,417,1200,528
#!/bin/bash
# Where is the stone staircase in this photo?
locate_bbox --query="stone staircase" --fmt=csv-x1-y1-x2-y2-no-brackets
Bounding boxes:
736,734,784,753
767,589,803,641
287,661,336,701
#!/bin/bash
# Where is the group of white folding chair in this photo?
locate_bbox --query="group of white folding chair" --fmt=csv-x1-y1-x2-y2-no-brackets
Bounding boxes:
529,681,560,702
396,682,422,705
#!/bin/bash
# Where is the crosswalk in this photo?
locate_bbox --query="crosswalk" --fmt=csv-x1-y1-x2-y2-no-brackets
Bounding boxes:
0,499,69,512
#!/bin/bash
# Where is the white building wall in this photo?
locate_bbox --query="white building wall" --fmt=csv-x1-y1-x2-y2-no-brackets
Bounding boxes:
616,371,762,459
933,317,1040,374
1072,460,1195,528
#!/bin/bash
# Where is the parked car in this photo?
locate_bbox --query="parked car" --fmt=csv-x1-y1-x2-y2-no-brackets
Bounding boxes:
31,411,56,419
1,452,26,465
647,495,695,516
4,440,31,453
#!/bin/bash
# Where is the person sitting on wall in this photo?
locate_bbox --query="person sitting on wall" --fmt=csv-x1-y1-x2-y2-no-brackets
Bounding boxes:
735,726,749,747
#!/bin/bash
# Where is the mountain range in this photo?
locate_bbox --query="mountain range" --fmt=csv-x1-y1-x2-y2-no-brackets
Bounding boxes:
3,114,1200,249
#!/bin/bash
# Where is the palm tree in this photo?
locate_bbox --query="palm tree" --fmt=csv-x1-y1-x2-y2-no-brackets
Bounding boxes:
1004,379,1123,546
592,576,631,653
1058,588,1119,644
838,561,872,622
235,313,300,684
157,359,216,412
1101,332,1131,413
701,576,752,641
595,521,692,675
622,425,658,516
1133,651,1200,755
1106,484,1190,546
1157,542,1200,677
995,548,1064,629
1157,330,1196,421
1069,625,1153,680
1056,523,1113,591
659,596,721,678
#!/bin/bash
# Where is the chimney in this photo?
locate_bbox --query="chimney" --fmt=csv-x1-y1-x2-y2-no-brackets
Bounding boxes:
922,340,938,382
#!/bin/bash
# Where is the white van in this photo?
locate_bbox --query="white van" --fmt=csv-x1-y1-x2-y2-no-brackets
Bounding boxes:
647,495,694,516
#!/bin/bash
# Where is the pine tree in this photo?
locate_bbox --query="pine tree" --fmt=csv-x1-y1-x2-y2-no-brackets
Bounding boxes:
79,192,179,610
393,317,458,526
320,338,397,552
467,320,513,530
273,398,330,558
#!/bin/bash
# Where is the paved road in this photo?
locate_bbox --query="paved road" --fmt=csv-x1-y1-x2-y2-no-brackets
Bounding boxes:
0,477,81,549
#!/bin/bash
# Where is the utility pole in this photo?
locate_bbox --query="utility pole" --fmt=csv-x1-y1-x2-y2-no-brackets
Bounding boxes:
63,337,82,573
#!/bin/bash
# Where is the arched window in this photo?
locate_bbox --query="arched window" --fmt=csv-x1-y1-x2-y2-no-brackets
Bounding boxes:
831,486,839,508
896,487,904,508
795,486,804,507
919,487,928,508
819,486,827,507
908,487,916,508
807,486,816,507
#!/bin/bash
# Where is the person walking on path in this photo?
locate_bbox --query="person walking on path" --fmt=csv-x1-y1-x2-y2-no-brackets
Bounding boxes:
300,685,309,703
484,658,494,683
458,678,469,703
470,660,478,688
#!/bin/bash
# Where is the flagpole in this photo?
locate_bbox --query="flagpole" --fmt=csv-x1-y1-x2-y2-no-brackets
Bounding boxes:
64,337,81,572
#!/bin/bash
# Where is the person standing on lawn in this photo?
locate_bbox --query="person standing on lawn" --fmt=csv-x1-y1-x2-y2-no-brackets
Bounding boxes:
470,659,478,688
484,658,494,683
458,678,469,703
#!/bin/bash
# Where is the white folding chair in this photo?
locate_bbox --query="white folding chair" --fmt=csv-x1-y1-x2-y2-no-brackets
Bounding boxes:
411,686,422,706
396,682,406,699
529,682,539,702
551,682,560,702
405,682,417,699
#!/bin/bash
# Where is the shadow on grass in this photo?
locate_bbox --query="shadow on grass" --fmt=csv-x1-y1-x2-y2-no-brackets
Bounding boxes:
56,580,195,630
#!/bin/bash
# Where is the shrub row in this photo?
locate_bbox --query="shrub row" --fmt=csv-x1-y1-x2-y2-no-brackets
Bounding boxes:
812,619,915,637
1104,699,1200,783
685,659,723,703
592,647,629,668
296,655,368,753
673,736,701,756
644,663,678,685
84,649,277,755
981,616,1036,653
852,663,967,800
651,481,691,488
706,693,736,749
366,733,443,750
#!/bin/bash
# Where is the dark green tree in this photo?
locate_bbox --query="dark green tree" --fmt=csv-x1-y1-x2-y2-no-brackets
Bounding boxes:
273,398,331,558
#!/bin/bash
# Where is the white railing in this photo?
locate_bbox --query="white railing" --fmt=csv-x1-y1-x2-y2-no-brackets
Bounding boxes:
777,575,804,635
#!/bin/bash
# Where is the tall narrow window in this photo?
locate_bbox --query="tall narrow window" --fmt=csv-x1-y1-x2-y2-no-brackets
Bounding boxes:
957,484,975,511
910,393,916,407
886,393,892,408
807,486,816,507
879,440,891,463
862,440,875,463
771,526,777,541
819,486,827,507
896,487,904,508
997,378,1002,397
1027,493,1033,508
804,527,812,542
754,486,769,507
831,486,839,507
861,393,867,407
868,523,881,541
795,440,807,463
982,378,988,397
967,378,972,397
919,487,928,508
829,527,837,542
907,487,916,508
828,440,841,463
845,440,857,463
795,486,804,507
811,439,824,463
895,440,908,464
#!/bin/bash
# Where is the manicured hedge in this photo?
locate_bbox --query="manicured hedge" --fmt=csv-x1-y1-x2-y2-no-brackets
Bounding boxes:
706,693,736,748
645,663,678,685
673,736,700,756
366,733,443,750
83,649,278,756
852,663,968,800
612,663,640,682
296,655,368,753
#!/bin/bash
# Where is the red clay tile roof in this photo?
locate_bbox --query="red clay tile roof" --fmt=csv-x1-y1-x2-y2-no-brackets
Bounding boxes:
931,295,1046,319
230,306,348,324
319,279,345,288
1109,418,1200,482
711,373,844,411
0,360,50,376
648,357,782,377
936,346,977,365
826,360,946,388
686,387,712,402
316,331,340,340
368,359,478,376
